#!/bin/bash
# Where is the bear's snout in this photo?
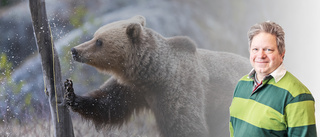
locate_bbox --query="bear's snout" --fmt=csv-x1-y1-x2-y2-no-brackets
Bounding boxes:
71,48,83,62
71,48,78,57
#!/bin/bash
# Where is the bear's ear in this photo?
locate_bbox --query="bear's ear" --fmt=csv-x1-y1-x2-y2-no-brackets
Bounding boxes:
131,15,146,27
126,23,142,43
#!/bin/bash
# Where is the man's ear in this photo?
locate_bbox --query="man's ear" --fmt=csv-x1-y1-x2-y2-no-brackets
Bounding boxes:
126,23,142,43
281,50,286,60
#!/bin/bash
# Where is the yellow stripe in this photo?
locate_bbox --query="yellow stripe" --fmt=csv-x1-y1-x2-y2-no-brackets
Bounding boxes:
268,72,311,97
230,97,287,131
286,101,316,127
229,122,234,137
239,75,252,82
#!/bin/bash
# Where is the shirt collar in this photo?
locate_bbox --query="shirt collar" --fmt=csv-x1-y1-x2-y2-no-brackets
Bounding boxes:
248,63,287,83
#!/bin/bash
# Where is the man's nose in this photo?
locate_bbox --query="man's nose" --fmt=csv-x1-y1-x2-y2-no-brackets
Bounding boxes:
257,50,267,58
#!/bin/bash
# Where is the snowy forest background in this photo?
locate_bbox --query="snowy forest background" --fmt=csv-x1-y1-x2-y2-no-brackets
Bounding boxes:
0,0,319,136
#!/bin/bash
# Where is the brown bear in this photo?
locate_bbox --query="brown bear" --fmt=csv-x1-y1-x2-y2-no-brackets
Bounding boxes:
64,15,251,137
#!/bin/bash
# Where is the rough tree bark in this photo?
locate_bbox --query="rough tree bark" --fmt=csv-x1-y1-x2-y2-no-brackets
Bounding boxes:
29,0,74,136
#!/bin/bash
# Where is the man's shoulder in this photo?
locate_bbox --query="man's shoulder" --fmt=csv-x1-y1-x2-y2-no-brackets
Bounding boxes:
270,71,311,97
239,74,253,82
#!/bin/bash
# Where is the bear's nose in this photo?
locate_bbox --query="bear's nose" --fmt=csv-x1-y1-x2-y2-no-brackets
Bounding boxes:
71,48,78,57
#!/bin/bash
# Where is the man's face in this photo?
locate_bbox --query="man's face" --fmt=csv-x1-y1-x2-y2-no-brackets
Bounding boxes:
250,32,285,78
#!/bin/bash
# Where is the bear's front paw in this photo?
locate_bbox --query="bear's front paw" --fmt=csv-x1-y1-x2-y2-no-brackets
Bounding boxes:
64,79,76,106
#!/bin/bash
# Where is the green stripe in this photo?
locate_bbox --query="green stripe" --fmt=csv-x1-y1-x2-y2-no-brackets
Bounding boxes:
286,101,316,127
288,93,314,103
230,117,287,137
230,97,286,131
288,125,317,136
234,80,253,98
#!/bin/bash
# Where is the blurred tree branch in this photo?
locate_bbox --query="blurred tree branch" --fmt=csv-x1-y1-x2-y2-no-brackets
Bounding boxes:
29,0,74,136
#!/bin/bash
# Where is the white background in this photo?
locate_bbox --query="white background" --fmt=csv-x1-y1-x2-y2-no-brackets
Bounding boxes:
266,0,320,134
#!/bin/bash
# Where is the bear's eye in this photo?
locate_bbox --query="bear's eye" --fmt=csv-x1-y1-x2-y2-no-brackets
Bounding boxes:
96,39,103,46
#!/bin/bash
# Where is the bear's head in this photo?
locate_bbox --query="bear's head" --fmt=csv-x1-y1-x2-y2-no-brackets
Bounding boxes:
71,15,146,73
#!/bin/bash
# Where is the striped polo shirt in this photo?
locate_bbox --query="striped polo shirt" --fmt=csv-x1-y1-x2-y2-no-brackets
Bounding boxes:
229,64,317,137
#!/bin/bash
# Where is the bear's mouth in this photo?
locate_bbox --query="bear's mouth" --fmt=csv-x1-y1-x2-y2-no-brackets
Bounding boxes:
72,55,85,63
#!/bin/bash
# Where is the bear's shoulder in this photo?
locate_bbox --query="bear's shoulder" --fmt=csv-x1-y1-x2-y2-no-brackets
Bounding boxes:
167,36,196,53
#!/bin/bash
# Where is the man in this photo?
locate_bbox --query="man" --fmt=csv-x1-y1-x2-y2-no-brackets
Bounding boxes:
229,21,317,137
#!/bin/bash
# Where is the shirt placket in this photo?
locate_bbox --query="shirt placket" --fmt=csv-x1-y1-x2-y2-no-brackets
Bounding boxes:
252,82,263,94
251,76,272,96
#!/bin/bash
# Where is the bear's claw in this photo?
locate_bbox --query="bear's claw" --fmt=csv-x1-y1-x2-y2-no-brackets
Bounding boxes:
64,79,75,106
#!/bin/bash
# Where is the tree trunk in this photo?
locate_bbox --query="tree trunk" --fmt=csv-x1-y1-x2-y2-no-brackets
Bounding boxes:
29,0,74,136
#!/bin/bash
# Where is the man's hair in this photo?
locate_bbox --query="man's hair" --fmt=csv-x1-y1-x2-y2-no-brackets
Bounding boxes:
248,21,285,55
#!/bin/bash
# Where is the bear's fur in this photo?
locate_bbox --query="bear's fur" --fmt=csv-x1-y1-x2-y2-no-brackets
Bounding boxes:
65,15,251,137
